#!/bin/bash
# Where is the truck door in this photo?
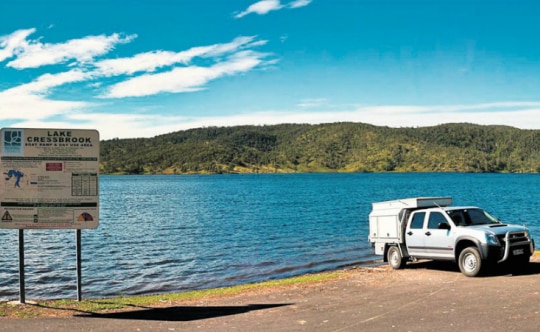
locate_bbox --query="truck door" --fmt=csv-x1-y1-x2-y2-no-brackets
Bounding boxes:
405,211,426,256
423,211,455,259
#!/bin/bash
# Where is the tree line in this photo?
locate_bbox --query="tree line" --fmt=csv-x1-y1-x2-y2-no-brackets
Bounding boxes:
99,122,540,174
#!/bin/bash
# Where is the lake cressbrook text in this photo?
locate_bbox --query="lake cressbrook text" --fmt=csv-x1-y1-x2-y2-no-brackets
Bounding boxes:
25,130,93,147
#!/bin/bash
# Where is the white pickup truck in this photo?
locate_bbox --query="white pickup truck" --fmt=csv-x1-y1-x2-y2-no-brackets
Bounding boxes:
368,197,535,276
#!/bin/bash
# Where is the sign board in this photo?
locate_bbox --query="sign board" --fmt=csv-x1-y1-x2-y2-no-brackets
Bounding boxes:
0,128,99,229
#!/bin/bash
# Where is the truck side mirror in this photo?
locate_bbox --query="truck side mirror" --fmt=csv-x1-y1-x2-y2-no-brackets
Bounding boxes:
438,223,451,230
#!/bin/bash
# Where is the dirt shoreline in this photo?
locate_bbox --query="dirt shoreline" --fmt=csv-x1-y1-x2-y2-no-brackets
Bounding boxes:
3,255,540,331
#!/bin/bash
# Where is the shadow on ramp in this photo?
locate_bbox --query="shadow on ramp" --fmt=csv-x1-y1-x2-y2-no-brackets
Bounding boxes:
76,303,292,321
406,260,460,273
404,260,540,277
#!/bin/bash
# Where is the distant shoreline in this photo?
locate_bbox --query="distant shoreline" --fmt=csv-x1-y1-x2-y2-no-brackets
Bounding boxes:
99,170,540,175
99,123,540,175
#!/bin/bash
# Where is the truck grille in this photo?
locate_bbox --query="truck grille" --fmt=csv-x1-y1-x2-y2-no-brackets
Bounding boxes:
497,232,529,244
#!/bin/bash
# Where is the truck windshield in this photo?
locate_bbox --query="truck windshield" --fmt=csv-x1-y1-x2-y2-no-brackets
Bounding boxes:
447,208,500,226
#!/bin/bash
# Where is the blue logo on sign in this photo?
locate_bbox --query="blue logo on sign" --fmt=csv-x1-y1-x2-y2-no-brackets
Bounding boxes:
2,129,23,156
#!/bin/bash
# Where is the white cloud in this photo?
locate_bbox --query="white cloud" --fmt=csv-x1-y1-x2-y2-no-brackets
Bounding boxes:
103,66,212,98
204,36,266,57
5,32,136,69
234,0,312,18
0,89,89,121
0,71,93,133
289,0,312,8
235,0,284,18
10,69,90,95
94,36,262,76
0,28,36,62
102,50,271,98
0,68,94,122
95,50,185,76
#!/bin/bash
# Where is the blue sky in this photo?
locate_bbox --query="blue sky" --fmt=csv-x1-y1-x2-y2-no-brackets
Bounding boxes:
1,0,540,140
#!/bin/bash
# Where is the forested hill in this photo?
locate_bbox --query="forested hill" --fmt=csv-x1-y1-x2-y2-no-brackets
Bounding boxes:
100,123,540,174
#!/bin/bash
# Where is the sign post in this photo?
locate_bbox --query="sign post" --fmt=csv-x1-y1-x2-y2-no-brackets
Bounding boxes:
0,128,99,303
76,229,82,301
18,229,25,304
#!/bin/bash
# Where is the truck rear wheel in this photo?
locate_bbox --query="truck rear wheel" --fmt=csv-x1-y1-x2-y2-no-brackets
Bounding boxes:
387,246,406,269
458,247,482,277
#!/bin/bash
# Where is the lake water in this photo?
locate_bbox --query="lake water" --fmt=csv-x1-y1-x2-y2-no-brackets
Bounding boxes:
1,173,539,300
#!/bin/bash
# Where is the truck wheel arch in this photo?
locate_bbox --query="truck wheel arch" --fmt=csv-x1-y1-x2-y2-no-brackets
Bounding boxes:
455,238,483,261
383,243,408,262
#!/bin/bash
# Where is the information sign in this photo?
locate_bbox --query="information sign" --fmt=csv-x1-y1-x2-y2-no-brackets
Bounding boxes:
0,128,99,229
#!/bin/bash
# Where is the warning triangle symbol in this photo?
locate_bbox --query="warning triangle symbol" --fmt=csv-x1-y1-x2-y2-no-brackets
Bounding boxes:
2,211,13,221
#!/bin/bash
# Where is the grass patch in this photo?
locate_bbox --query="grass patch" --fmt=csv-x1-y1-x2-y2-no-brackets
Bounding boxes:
0,271,343,319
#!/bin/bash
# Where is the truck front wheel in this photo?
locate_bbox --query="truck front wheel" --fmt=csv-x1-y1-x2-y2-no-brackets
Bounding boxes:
458,247,483,277
387,246,406,269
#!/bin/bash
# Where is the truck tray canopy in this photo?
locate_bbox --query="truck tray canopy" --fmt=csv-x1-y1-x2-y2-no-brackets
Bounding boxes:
371,197,453,211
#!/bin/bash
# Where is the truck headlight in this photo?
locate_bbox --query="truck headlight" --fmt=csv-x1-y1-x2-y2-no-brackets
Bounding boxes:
486,233,500,246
